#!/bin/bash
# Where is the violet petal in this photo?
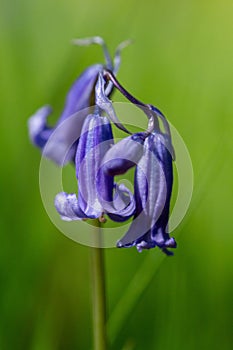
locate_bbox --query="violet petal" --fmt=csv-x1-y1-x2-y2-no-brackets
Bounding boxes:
75,114,114,218
54,192,88,221
104,183,135,222
102,133,145,176
28,64,102,165
28,105,53,148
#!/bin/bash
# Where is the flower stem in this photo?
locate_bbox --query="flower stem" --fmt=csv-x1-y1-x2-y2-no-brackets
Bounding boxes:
90,222,108,350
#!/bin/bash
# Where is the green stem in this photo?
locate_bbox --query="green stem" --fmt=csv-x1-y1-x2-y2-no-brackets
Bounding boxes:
90,223,108,350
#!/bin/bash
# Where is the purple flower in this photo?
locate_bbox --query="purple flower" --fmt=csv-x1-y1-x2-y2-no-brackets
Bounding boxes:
54,112,113,220
28,64,102,165
103,127,176,254
99,70,177,254
28,37,130,166
55,74,135,222
121,133,176,255
28,40,177,254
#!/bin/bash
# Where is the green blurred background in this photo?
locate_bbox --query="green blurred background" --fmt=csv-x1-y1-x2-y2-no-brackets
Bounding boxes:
0,0,233,349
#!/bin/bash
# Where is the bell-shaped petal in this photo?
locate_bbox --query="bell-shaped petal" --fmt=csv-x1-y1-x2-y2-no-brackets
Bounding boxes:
53,113,114,221
28,64,102,165
75,113,114,218
55,113,135,222
117,131,176,255
57,64,102,124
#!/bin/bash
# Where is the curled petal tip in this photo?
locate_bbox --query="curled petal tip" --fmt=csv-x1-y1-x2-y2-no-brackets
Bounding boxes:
136,241,147,252
28,105,52,132
165,237,177,248
54,192,76,221
116,240,123,248
54,192,88,221
28,105,53,148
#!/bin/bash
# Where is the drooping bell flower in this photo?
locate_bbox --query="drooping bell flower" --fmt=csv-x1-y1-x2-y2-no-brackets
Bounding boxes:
101,70,176,254
28,37,130,166
116,131,176,255
55,112,114,220
103,127,176,254
55,74,135,222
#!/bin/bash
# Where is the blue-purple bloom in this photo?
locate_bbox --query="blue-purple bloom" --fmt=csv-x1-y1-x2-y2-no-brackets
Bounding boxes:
28,37,129,165
102,123,176,255
54,74,135,222
28,64,103,165
99,69,176,254
28,39,176,254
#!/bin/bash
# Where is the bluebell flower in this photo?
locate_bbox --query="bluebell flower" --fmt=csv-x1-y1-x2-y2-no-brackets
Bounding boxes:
54,74,135,222
54,112,114,220
28,40,177,253
103,127,176,254
119,132,176,254
28,65,102,165
28,37,130,165
101,71,176,254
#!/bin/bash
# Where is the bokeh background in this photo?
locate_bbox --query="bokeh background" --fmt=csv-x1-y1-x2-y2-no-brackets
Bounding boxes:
0,0,233,349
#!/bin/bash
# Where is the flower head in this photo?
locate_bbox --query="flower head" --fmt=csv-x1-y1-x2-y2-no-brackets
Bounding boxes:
28,37,130,165
103,124,176,254
54,74,135,222
29,40,177,254
28,64,102,165
101,71,177,255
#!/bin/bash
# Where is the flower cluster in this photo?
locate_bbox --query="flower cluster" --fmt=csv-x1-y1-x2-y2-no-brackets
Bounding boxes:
28,37,176,255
